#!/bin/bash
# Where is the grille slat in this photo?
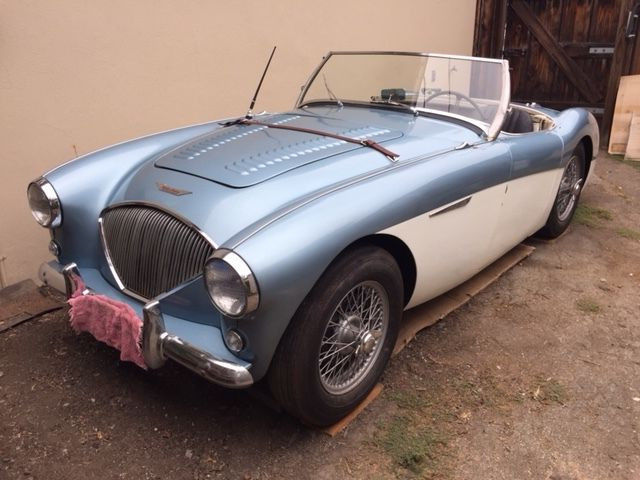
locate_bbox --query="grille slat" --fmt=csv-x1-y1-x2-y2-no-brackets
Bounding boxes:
101,205,215,300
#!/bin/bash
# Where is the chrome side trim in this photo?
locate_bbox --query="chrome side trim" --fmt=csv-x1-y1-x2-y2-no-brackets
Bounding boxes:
98,201,218,303
428,196,472,217
142,301,253,388
231,144,467,248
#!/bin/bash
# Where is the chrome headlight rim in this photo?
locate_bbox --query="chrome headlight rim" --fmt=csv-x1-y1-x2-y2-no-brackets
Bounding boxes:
27,177,62,228
204,249,259,318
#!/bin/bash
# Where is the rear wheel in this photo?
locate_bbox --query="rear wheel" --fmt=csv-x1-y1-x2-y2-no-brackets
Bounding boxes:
268,246,403,427
538,144,586,239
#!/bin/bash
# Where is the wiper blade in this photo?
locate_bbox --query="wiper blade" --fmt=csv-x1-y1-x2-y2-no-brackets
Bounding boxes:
225,118,399,161
369,99,418,115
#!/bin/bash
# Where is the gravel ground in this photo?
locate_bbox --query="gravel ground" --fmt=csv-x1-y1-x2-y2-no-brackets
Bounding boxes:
1,152,639,480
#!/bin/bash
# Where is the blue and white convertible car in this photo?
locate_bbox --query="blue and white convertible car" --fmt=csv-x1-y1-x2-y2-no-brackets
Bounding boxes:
28,52,598,426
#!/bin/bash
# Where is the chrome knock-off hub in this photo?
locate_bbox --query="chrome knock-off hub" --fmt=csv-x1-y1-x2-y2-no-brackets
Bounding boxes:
318,281,390,395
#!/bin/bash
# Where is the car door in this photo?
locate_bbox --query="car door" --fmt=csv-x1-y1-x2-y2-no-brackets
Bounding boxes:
382,140,513,309
492,132,565,254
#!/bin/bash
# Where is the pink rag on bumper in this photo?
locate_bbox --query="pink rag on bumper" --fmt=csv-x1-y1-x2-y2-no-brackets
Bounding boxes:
67,277,147,369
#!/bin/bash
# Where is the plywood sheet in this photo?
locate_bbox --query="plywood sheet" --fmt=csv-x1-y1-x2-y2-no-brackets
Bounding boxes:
609,75,640,155
320,244,534,434
393,244,535,355
0,279,63,333
624,112,640,161
322,383,383,436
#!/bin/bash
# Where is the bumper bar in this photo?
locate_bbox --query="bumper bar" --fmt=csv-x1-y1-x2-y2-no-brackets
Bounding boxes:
142,301,253,388
59,262,253,388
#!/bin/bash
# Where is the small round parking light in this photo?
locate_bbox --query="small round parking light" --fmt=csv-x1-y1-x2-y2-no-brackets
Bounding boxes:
48,239,61,257
224,329,244,353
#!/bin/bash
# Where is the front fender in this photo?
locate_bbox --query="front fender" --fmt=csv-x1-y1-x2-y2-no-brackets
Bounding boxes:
229,141,512,380
44,121,223,268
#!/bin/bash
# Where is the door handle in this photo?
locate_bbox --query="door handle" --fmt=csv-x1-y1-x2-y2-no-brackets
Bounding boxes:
625,3,640,38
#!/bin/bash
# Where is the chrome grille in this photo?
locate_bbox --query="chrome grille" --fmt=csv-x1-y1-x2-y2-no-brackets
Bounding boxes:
100,204,214,300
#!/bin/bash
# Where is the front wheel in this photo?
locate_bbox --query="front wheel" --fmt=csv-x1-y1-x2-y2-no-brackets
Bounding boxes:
268,246,403,427
538,144,586,239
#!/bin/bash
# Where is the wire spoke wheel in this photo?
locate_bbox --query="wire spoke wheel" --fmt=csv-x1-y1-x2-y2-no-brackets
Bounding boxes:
556,154,583,222
268,246,402,426
318,280,389,395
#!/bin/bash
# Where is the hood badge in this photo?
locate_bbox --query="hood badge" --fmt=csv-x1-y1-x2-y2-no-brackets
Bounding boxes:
156,182,192,196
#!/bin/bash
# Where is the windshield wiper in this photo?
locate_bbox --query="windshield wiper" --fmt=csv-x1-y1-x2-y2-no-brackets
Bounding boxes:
323,74,343,108
369,99,418,116
227,118,399,161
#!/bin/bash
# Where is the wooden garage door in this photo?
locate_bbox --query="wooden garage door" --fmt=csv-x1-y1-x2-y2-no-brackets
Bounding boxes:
474,0,640,141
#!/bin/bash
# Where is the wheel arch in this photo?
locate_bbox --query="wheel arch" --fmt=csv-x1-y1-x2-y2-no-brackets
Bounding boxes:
341,233,417,307
580,134,594,178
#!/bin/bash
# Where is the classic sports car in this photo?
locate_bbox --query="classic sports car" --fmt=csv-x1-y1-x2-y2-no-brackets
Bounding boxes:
28,52,598,426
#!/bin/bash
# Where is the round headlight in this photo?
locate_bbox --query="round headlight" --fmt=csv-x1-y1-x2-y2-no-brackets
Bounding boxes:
27,178,61,228
204,250,259,318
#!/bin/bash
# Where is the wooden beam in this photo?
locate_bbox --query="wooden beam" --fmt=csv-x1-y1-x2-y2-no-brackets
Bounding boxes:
473,0,508,58
602,0,637,146
608,74,640,154
624,2,640,75
510,0,602,104
493,0,508,58
624,112,640,160
472,0,486,57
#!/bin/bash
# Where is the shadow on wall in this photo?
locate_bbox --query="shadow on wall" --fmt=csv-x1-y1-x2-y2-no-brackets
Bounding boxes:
1,0,477,285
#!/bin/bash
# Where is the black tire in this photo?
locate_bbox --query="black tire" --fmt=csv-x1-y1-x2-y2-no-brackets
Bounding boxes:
268,245,403,427
538,143,587,239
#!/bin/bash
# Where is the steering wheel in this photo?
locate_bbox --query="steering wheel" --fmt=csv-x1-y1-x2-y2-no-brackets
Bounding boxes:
422,90,487,121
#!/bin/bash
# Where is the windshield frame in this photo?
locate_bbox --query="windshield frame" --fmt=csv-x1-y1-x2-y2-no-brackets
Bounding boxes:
296,51,511,141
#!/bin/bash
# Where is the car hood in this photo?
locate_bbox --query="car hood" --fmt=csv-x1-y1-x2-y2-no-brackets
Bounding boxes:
114,106,480,247
154,112,403,187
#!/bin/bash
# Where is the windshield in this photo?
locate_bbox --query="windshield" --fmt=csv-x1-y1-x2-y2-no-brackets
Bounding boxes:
298,52,509,139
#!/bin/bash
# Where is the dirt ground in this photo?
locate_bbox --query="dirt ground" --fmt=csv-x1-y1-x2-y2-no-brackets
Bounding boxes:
1,152,639,480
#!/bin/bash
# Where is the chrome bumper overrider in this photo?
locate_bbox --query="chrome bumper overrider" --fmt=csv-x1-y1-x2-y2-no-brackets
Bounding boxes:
141,301,253,387
55,262,253,388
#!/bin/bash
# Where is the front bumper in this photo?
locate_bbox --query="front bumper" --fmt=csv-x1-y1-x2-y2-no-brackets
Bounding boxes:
42,261,253,388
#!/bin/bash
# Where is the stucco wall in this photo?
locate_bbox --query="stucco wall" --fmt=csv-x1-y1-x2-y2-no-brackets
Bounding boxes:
0,0,477,286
